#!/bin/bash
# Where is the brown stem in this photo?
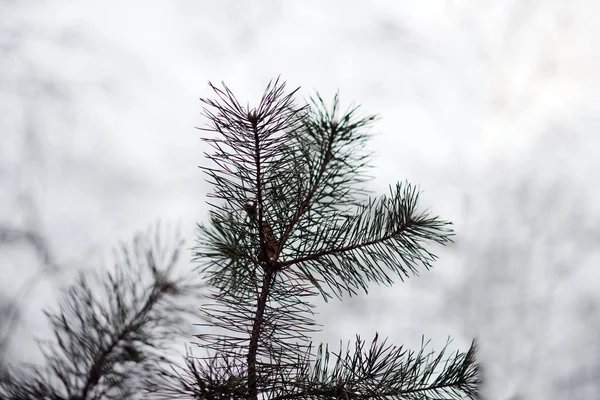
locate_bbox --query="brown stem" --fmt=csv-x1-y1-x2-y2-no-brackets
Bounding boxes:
246,112,271,400
250,112,269,271
246,269,274,399
279,222,411,269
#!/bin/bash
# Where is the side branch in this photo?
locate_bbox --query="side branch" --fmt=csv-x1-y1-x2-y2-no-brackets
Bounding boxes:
277,123,337,257
80,284,165,399
279,221,411,269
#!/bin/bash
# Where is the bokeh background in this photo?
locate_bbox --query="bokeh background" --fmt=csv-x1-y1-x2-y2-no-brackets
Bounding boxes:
2,1,599,398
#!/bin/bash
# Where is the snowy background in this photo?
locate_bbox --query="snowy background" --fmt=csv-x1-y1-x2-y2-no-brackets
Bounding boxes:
2,1,600,398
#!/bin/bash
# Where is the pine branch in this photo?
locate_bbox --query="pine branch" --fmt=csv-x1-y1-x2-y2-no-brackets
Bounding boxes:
278,181,453,301
0,223,205,400
271,334,481,400
276,93,377,263
186,78,479,400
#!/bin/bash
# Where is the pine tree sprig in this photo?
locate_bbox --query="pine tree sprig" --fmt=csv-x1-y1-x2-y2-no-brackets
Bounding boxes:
273,334,480,400
278,181,454,301
2,77,481,400
0,223,205,400
184,78,479,400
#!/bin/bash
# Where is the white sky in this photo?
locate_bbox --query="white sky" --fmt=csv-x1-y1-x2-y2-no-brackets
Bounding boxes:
2,1,600,398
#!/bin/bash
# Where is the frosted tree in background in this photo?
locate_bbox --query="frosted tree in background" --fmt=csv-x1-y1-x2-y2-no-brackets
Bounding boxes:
0,78,480,399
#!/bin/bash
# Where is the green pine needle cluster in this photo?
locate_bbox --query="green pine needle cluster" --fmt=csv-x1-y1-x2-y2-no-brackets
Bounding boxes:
0,78,481,400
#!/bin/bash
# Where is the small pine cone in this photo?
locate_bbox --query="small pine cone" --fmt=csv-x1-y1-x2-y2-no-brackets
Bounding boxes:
261,221,279,262
243,202,257,216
